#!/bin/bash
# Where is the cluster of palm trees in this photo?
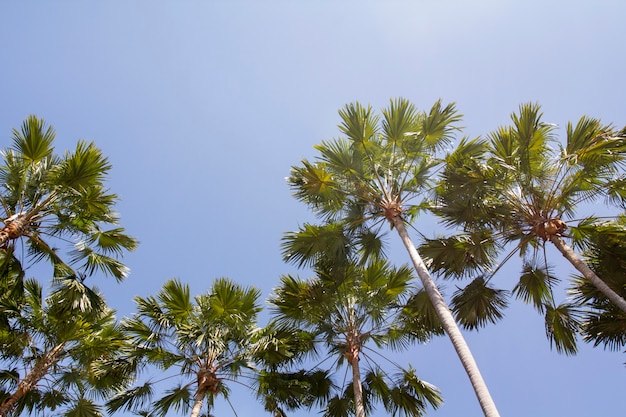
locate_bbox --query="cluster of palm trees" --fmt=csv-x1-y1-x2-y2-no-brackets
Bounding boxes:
0,105,625,417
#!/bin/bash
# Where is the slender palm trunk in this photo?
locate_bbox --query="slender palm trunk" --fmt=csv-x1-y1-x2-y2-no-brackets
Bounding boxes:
550,235,626,313
350,357,365,417
0,343,65,417
392,218,500,417
191,371,210,417
190,394,204,417
345,332,365,417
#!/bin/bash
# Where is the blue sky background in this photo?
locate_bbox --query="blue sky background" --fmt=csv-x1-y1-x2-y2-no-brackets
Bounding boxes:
1,1,625,416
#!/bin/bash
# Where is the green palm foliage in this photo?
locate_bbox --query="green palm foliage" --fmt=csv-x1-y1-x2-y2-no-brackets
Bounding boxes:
108,278,261,417
266,255,442,417
570,219,626,351
0,276,132,417
0,115,137,281
289,98,458,226
430,103,626,354
287,98,500,417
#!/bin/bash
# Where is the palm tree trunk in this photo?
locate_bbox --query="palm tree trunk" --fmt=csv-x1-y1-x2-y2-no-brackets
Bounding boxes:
391,218,500,417
0,343,65,417
191,371,209,417
348,352,365,417
550,235,626,313
190,395,204,417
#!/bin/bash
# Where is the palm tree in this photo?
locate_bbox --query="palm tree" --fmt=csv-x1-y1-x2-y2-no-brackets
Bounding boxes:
267,253,442,417
429,103,626,353
107,277,262,417
0,116,137,416
287,98,500,417
0,276,133,417
0,115,137,281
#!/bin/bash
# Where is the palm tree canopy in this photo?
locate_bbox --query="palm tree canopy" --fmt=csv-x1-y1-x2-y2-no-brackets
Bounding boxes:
108,277,261,417
0,275,132,417
434,103,626,240
265,253,442,417
0,115,138,281
288,98,461,228
570,218,626,351
427,103,626,354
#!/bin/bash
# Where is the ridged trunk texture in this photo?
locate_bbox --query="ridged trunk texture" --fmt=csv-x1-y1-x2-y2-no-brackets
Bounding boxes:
0,343,65,417
346,329,365,417
391,218,500,417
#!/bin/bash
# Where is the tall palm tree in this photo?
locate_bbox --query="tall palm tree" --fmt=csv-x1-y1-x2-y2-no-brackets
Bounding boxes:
0,276,133,417
0,115,137,281
267,254,442,417
0,116,137,416
287,98,500,417
429,103,626,353
107,277,261,417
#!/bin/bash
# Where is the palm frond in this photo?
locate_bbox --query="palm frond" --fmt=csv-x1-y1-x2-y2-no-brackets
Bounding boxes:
419,99,462,150
152,385,192,417
544,303,582,355
64,397,104,417
580,306,626,351
11,115,55,163
420,231,497,279
400,290,444,338
451,277,509,330
512,260,558,312
106,382,154,414
55,141,111,189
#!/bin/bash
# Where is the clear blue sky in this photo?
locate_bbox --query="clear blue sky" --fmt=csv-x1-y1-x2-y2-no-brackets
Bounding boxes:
1,1,625,416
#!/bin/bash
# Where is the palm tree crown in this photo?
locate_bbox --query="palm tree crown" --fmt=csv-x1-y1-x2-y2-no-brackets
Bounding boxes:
108,278,261,417
429,103,626,353
266,250,442,417
289,98,459,228
0,277,131,417
0,115,137,281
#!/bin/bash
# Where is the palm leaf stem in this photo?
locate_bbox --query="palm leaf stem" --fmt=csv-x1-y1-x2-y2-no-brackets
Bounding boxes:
224,395,240,417
482,241,525,285
542,243,557,306
360,346,404,370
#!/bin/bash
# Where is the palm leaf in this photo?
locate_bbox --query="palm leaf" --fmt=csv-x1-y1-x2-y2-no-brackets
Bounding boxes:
451,277,509,330
11,115,55,163
106,382,154,414
512,260,558,312
419,99,462,149
420,231,496,279
65,397,104,417
544,303,582,355
56,141,111,189
324,394,351,417
400,289,444,338
580,307,626,351
152,385,192,417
